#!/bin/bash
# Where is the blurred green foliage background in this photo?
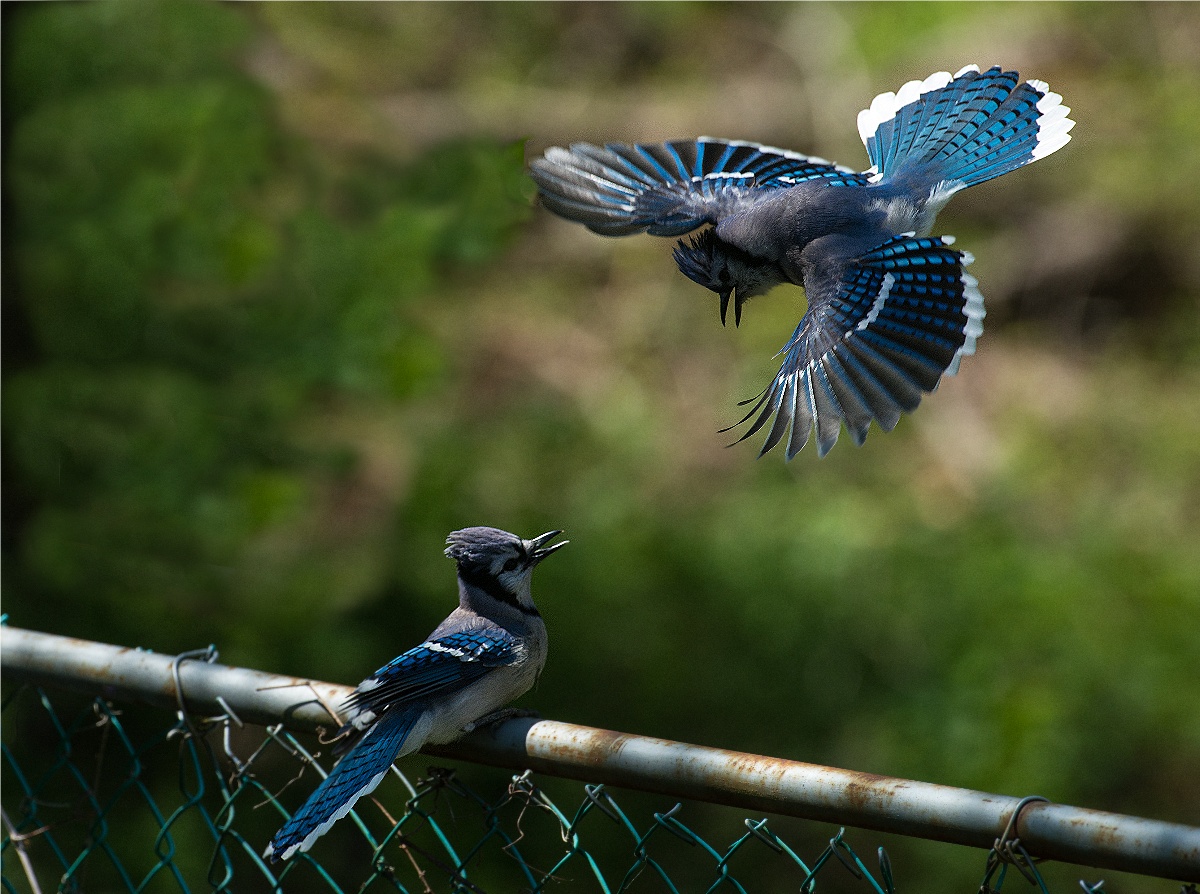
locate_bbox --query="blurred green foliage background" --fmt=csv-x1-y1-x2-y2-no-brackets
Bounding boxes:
3,2,1198,891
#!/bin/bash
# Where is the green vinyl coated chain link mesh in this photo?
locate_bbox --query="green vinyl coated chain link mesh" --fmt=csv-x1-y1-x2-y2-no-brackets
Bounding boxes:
2,682,1127,894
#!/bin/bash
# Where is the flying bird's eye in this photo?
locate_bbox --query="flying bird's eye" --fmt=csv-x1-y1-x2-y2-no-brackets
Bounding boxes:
502,557,520,573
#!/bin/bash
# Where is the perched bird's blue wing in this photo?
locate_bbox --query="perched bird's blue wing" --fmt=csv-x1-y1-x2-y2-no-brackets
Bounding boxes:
265,629,523,862
342,627,522,721
728,234,984,458
265,526,560,863
530,138,871,237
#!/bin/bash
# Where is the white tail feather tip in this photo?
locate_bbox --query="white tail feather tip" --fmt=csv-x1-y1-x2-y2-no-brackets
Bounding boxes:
857,69,953,147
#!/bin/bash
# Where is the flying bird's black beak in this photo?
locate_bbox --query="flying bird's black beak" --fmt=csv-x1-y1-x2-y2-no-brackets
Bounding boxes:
719,290,733,327
528,530,568,564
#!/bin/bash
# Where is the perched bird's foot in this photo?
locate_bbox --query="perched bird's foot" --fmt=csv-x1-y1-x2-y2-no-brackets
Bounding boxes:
463,707,541,733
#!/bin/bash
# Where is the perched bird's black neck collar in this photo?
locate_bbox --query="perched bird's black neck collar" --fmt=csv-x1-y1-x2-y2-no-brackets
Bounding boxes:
457,564,541,617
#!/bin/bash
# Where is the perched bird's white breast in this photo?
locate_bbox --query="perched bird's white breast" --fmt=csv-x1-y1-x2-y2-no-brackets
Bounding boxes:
415,620,547,748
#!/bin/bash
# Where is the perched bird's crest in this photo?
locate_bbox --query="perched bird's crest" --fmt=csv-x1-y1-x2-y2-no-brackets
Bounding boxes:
445,527,567,574
444,526,525,569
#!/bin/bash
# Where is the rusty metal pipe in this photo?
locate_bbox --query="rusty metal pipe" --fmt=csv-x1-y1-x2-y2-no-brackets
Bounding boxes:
3,626,1197,881
432,720,1200,882
0,625,348,730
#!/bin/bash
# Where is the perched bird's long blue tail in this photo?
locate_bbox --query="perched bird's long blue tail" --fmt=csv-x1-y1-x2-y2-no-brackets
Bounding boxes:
859,64,1073,191
264,708,420,863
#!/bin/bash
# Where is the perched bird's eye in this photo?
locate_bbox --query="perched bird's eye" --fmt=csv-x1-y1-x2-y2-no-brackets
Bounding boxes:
502,557,520,573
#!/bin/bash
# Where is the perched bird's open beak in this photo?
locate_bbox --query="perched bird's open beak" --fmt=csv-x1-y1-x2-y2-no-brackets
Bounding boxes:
528,530,568,564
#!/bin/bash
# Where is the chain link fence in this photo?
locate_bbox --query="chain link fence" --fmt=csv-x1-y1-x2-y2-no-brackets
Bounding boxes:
3,686,900,894
3,626,1198,894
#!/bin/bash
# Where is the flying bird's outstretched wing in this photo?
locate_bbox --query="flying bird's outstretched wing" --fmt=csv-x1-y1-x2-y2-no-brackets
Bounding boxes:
728,233,984,458
530,138,870,237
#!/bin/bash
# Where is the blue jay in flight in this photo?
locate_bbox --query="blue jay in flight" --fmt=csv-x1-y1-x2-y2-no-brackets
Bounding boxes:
265,526,567,862
530,65,1074,457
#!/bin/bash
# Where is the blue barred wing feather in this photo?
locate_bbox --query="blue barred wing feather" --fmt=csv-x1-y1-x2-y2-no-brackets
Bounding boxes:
859,65,1074,190
342,628,520,721
266,626,521,862
530,138,872,237
730,234,984,458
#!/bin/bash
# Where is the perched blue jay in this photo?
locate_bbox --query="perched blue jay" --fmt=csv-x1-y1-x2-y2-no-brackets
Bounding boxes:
264,526,567,862
530,65,1074,457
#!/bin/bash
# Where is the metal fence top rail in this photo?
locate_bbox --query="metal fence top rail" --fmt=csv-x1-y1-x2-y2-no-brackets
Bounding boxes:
3,625,1197,883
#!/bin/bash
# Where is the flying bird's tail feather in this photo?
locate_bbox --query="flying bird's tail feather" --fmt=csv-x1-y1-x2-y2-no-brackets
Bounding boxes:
858,65,1074,192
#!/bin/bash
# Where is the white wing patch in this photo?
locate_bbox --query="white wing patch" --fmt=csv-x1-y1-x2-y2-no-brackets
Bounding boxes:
856,272,895,332
423,640,469,659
